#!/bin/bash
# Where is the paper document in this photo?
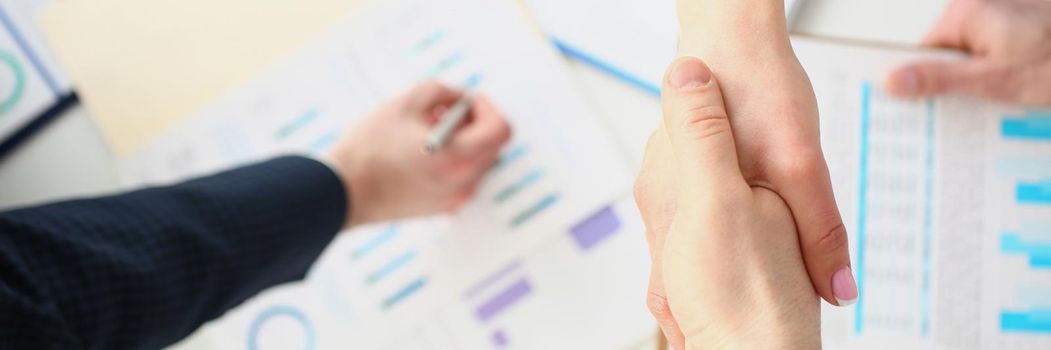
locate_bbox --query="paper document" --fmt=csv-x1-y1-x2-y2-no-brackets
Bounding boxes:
793,37,1051,349
0,0,71,143
123,0,649,348
524,0,802,95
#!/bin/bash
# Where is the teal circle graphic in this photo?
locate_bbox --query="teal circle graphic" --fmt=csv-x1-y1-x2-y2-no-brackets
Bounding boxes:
247,305,316,350
0,49,27,115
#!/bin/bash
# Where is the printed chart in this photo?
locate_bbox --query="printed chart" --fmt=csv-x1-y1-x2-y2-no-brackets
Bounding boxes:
795,37,1051,349
122,0,650,349
0,0,71,144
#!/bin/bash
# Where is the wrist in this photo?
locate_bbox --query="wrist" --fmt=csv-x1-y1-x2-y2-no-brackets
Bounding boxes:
322,148,369,229
678,0,788,32
677,0,793,60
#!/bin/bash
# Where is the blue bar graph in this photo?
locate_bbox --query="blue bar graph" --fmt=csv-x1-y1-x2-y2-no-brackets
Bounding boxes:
464,73,483,90
1000,233,1051,269
1017,181,1051,205
309,131,339,154
275,109,320,140
510,193,559,228
409,31,445,57
1001,310,1051,333
367,251,417,285
494,169,544,204
428,52,464,78
382,277,427,310
352,225,399,260
1002,113,1051,141
494,145,528,169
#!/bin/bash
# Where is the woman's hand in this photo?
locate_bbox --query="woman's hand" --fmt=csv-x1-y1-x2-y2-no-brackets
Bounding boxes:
676,0,856,308
325,82,512,228
886,0,1051,105
635,57,820,349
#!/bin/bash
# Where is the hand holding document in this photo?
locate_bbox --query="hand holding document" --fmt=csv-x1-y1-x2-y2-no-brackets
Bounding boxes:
884,0,1051,106
793,36,1051,349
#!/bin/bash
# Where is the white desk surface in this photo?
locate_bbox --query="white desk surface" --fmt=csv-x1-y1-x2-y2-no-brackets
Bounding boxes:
0,0,948,210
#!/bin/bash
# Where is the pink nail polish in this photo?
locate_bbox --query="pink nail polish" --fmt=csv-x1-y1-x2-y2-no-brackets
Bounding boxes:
832,266,858,307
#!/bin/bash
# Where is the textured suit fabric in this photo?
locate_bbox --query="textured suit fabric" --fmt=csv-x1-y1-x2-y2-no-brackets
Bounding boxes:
0,156,347,350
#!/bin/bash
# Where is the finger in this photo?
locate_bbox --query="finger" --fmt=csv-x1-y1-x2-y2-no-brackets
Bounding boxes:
648,288,686,350
660,57,745,194
919,0,973,49
646,225,685,349
885,60,987,98
772,150,856,306
635,129,685,349
635,129,679,244
406,81,464,114
446,147,502,191
447,94,513,156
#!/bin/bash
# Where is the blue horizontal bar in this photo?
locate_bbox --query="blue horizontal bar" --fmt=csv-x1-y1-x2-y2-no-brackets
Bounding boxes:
510,193,560,228
1017,182,1051,205
367,251,417,285
352,225,399,260
494,169,544,204
1003,115,1051,141
494,145,529,169
1000,234,1051,269
1033,254,1051,269
1001,311,1051,333
382,277,427,310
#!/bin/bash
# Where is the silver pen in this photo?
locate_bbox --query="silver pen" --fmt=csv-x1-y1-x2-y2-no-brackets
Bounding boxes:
423,94,473,154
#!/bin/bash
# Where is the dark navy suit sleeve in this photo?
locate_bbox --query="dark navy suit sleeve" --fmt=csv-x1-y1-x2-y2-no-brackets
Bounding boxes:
0,155,347,350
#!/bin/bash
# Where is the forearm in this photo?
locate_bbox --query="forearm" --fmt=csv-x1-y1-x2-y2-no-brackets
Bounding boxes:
0,156,346,349
677,0,795,65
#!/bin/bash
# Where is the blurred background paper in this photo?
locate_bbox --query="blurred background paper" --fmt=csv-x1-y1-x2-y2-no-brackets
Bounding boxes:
523,0,801,96
121,0,647,348
39,0,366,155
0,0,73,156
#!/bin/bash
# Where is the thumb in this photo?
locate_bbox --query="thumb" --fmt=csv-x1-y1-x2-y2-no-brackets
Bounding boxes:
885,59,988,98
661,57,744,193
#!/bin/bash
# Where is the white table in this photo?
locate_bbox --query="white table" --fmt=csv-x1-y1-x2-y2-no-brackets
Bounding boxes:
0,0,948,210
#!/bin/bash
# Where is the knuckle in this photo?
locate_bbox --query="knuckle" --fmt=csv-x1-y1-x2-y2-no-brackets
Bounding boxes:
678,104,731,141
494,119,513,144
646,292,674,320
812,222,849,257
418,80,443,92
772,148,825,181
633,179,648,205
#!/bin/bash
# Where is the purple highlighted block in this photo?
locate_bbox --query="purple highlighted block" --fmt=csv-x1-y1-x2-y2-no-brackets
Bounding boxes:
492,330,509,348
570,206,621,251
475,278,532,322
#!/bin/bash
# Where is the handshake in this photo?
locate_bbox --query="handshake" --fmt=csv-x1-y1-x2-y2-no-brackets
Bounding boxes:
637,0,1051,349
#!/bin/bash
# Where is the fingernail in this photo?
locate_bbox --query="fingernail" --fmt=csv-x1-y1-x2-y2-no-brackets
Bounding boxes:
832,266,858,307
669,58,711,89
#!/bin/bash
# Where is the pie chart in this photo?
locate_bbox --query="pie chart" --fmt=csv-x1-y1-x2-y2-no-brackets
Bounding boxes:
0,48,26,115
